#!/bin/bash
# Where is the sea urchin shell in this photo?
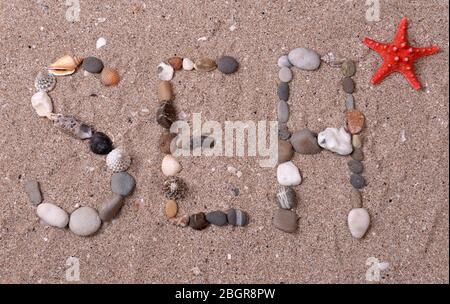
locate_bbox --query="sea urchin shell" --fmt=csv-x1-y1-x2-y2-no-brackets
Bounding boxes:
106,148,131,172
163,176,187,200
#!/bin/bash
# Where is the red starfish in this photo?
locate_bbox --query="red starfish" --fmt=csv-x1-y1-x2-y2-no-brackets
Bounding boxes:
363,17,439,90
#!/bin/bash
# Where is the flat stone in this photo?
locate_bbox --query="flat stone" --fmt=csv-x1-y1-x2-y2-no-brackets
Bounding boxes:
342,77,355,93
288,48,321,71
345,94,355,110
350,188,362,209
165,200,178,218
189,212,209,230
36,203,69,228
277,161,302,186
273,209,298,233
346,110,365,134
341,60,356,77
206,210,228,226
82,57,104,73
111,172,136,196
290,129,322,154
226,209,248,226
278,123,291,140
217,56,239,74
352,134,363,149
276,185,297,210
350,174,365,189
98,193,124,221
277,100,289,123
278,67,292,82
24,180,42,205
348,160,363,174
347,208,370,238
277,82,289,101
158,81,172,101
351,148,365,161
278,140,294,164
69,207,101,237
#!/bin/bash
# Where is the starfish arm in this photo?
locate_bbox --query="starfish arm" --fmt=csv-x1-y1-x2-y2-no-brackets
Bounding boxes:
393,17,409,45
370,62,395,85
411,45,440,59
398,64,422,90
363,37,389,53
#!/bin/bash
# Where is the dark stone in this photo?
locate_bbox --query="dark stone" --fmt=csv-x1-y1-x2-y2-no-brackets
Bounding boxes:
82,57,104,73
217,56,239,74
89,132,113,155
342,77,355,93
350,174,365,189
189,212,209,230
290,129,322,154
226,209,249,226
156,101,176,129
277,82,289,101
206,211,228,226
348,160,363,174
351,148,364,161
278,123,291,140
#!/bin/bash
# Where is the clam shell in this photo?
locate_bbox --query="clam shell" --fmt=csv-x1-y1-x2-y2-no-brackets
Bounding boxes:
31,91,53,117
48,55,83,76
101,67,120,86
194,57,217,71
157,62,174,81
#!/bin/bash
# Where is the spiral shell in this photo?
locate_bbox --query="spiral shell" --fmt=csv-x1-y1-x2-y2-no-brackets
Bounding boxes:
34,71,56,92
49,114,93,139
163,176,187,200
106,148,131,172
48,55,83,76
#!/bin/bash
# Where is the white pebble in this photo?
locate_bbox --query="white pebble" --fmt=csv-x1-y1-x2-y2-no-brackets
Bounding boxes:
317,127,353,155
277,161,302,186
157,62,174,81
31,91,53,117
161,155,182,176
347,208,370,239
69,207,101,237
277,55,292,68
182,58,194,71
288,47,321,71
36,203,69,228
278,67,292,82
96,37,107,49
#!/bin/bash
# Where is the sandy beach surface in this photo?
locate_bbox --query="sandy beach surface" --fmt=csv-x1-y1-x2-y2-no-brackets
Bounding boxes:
0,0,448,283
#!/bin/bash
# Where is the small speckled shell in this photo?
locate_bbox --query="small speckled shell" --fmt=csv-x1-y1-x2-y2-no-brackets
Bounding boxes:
106,148,131,172
49,114,93,139
34,71,56,92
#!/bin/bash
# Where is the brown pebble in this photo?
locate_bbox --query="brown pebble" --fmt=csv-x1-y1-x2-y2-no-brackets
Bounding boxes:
352,134,363,149
346,110,365,134
194,58,217,72
158,81,172,101
350,188,362,208
351,148,364,161
342,77,355,93
278,140,294,164
165,200,178,218
168,57,183,70
170,214,190,227
159,132,176,154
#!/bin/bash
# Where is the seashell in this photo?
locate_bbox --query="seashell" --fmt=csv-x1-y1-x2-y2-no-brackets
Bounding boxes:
320,52,346,67
156,101,176,129
168,57,183,70
194,57,217,72
48,55,83,76
157,62,174,81
34,71,56,92
96,37,107,49
347,208,370,239
50,114,93,139
169,214,190,227
31,91,53,117
317,127,353,155
182,58,194,71
163,176,187,200
276,185,297,210
101,67,120,86
106,147,132,172
161,154,182,176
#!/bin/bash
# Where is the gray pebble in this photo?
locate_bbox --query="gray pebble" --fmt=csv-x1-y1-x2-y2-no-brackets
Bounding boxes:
98,193,124,221
82,57,104,73
350,174,365,189
217,56,239,74
288,48,321,71
348,160,363,174
277,55,292,68
277,100,289,123
206,211,228,226
278,123,291,140
351,148,364,161
341,60,356,77
278,67,292,82
273,209,298,233
276,186,297,209
290,129,322,154
69,207,101,236
226,209,249,226
277,82,289,101
346,94,355,110
24,180,42,205
111,172,136,196
342,77,355,94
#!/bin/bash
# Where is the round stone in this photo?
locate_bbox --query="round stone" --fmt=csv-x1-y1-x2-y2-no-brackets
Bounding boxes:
226,209,248,226
273,209,298,233
348,160,363,174
168,56,183,70
277,55,292,68
161,154,182,176
341,60,356,77
165,200,178,218
352,134,363,149
182,58,194,71
217,56,239,74
278,140,294,164
206,211,228,226
351,148,365,161
98,193,124,222
69,207,101,237
347,208,370,239
290,129,322,154
277,161,302,186
276,185,297,210
277,100,289,123
189,212,209,230
342,77,355,93
345,94,355,110
36,203,69,228
82,57,104,73
278,123,291,140
350,188,362,209
111,172,136,196
278,67,292,82
350,174,365,189
277,82,289,101
288,48,321,71
89,132,113,155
